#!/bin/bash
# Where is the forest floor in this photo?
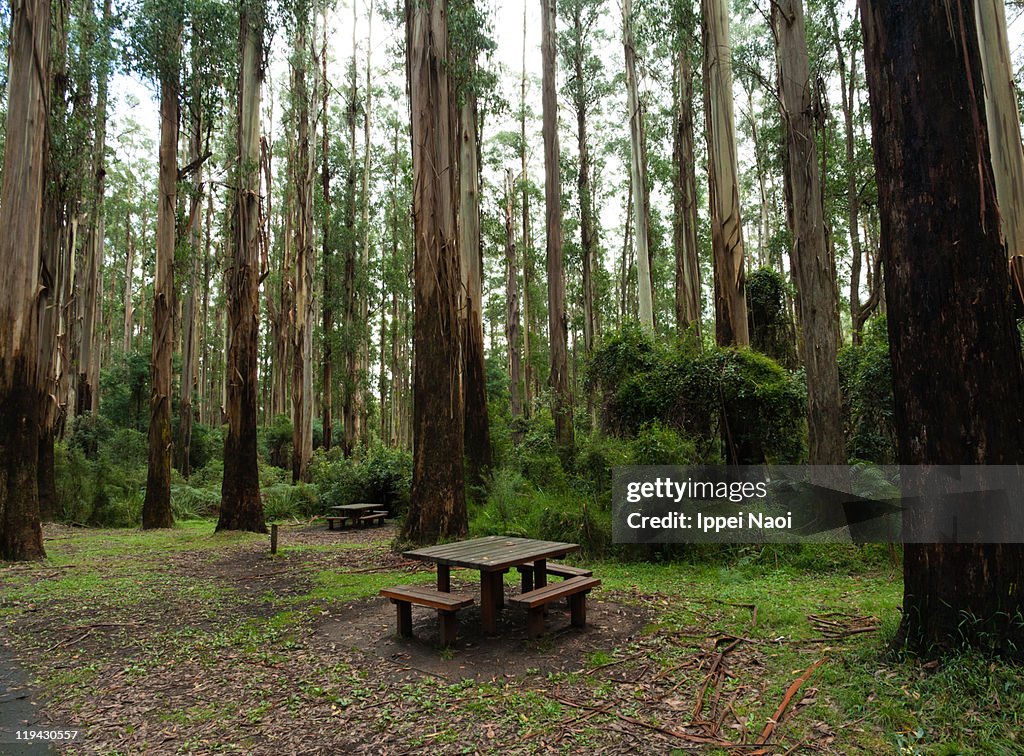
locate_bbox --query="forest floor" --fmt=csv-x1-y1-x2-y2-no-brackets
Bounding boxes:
0,522,1021,755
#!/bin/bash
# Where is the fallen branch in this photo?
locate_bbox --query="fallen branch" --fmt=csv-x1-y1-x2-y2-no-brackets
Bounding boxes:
755,658,826,746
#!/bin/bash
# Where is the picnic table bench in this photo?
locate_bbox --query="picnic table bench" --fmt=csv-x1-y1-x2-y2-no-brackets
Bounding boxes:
511,575,601,638
380,585,474,646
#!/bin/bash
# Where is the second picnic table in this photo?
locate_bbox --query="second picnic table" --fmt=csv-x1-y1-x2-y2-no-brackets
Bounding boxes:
327,503,385,530
402,535,579,633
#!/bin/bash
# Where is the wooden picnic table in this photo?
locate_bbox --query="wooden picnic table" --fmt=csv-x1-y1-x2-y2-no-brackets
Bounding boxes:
402,536,579,634
327,503,384,529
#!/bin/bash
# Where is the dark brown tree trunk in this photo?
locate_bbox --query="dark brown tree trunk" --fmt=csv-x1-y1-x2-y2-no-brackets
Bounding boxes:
219,0,267,534
0,0,50,561
520,7,534,419
570,4,597,357
402,0,467,543
774,0,846,466
177,97,202,478
143,59,180,531
861,0,1024,657
342,24,358,457
541,0,574,454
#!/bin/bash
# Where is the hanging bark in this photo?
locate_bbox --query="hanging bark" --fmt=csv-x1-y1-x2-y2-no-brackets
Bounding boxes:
0,0,51,561
459,68,492,487
672,8,701,337
219,0,267,534
540,0,574,454
974,0,1024,305
402,0,467,543
291,2,314,484
623,0,653,328
702,0,749,346
861,0,1024,657
143,37,182,531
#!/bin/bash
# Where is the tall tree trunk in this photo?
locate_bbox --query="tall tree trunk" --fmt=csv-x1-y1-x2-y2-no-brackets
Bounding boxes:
520,6,533,419
773,0,845,465
974,0,1024,304
861,0,1024,657
291,4,314,483
200,187,212,424
320,14,334,451
219,0,267,534
673,9,701,337
358,0,374,447
702,0,749,346
402,0,467,543
459,84,492,487
177,96,202,478
123,220,135,353
571,4,597,356
540,0,574,454
0,0,51,560
342,10,359,457
505,169,523,426
143,54,181,531
623,0,653,328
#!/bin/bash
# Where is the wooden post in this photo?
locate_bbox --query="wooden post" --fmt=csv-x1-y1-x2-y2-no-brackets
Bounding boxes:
438,610,457,647
395,600,413,637
570,592,587,628
270,524,278,554
437,564,450,592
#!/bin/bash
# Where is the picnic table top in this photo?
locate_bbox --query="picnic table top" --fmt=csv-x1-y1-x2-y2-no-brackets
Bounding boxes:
329,503,382,514
403,535,579,572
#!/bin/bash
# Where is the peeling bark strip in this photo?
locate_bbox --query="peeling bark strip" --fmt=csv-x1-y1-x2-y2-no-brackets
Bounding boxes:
0,0,51,560
219,0,266,534
702,0,749,346
402,0,467,543
860,0,1024,656
773,0,846,465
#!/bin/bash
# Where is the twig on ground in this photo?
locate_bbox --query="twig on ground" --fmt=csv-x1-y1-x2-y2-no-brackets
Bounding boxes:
755,658,826,746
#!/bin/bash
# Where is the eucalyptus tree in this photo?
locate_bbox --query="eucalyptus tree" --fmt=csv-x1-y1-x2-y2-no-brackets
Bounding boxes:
773,0,845,465
218,0,268,533
540,0,574,454
126,0,187,528
0,0,51,561
861,0,1024,657
288,0,315,483
402,0,467,542
702,0,749,346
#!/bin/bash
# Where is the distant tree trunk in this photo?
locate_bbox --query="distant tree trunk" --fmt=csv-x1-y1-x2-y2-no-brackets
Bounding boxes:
673,9,701,337
320,14,334,452
623,0,653,328
219,0,267,534
0,0,51,561
123,220,135,353
402,0,467,543
143,50,181,531
861,0,1024,657
773,0,846,466
459,84,492,487
541,0,574,454
200,188,213,424
358,1,374,447
702,0,749,346
570,3,597,356
342,14,359,457
520,7,534,419
974,0,1024,304
505,169,523,426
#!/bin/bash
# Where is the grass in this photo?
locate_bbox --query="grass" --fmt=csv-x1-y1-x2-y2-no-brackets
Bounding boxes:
2,521,1022,754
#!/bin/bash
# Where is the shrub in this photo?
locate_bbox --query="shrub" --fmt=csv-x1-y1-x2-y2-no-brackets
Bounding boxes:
838,317,896,463
746,267,798,368
261,414,293,470
359,444,413,515
628,423,701,466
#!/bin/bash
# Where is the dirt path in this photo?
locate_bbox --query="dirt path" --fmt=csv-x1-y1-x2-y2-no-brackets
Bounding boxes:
0,643,55,755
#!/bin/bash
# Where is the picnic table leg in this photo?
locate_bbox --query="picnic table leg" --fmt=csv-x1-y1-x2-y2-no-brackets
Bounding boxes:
494,570,506,609
534,559,547,589
437,564,451,592
480,571,498,634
